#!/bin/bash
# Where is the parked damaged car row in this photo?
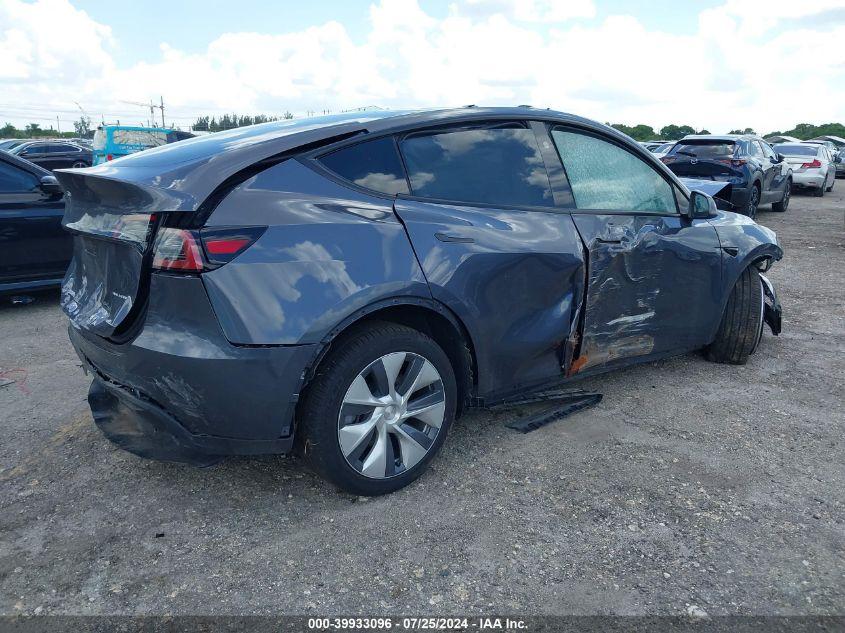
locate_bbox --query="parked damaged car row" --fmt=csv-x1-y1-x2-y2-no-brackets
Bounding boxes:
52,108,783,494
652,135,843,214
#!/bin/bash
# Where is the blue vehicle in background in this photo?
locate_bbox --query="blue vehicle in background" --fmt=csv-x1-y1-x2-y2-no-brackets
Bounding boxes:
92,125,194,165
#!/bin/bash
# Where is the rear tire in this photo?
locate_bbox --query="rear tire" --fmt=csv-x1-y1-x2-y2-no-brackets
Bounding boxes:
745,184,760,219
297,322,457,496
707,266,764,365
814,184,825,197
772,180,790,212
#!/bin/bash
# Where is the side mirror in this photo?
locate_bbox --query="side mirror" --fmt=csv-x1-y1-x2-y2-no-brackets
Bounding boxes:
687,190,717,219
773,153,783,163
39,175,62,196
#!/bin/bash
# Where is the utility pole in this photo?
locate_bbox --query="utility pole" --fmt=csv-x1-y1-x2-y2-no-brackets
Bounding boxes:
160,96,165,127
57,116,61,135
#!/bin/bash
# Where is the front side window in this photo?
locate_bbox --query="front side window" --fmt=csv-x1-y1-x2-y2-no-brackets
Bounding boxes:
399,123,553,207
0,161,38,193
552,129,677,213
318,136,409,195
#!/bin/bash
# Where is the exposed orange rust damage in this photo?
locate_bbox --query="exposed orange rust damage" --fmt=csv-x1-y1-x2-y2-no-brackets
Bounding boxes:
568,355,588,376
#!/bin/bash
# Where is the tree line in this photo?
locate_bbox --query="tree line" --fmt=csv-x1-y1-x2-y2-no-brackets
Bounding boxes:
610,122,845,141
3,115,844,141
191,113,293,132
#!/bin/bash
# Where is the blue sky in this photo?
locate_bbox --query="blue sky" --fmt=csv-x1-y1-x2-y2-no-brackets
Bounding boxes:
2,0,844,133
73,0,726,67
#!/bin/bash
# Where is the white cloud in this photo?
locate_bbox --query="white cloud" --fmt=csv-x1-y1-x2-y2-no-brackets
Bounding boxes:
0,0,843,135
456,0,597,22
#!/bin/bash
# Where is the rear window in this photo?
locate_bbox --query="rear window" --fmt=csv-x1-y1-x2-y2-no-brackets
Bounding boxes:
773,144,818,157
319,136,409,195
668,141,736,158
399,123,553,207
112,130,169,148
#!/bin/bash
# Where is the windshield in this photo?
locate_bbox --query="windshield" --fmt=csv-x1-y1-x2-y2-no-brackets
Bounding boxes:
92,129,106,150
668,141,736,158
773,144,818,157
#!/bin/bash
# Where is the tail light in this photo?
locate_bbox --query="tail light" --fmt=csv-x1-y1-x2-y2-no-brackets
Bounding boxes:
151,226,265,272
200,227,266,265
152,228,204,271
801,159,821,169
106,154,113,161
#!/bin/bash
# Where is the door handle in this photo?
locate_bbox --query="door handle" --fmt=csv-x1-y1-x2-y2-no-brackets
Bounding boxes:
595,238,622,244
435,232,474,244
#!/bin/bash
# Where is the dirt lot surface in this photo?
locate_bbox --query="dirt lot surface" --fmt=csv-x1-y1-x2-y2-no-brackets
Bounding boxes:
1,189,843,617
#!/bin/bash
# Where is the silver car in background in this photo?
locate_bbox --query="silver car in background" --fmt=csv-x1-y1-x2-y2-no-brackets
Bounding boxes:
772,143,836,196
650,141,675,159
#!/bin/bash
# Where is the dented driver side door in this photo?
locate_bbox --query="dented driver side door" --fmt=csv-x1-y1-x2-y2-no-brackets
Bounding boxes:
549,126,723,373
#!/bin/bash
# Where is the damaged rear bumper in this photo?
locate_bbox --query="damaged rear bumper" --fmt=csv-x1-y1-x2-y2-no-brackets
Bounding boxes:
760,273,782,335
68,273,318,465
87,376,293,466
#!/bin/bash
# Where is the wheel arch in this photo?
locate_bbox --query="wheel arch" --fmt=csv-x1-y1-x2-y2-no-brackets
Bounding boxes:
298,297,479,421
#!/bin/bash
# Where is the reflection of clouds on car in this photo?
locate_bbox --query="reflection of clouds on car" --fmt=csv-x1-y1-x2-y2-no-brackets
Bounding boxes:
409,171,435,190
353,172,407,193
433,129,494,155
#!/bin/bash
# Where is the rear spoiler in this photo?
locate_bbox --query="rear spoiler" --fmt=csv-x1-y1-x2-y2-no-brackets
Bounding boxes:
54,120,369,215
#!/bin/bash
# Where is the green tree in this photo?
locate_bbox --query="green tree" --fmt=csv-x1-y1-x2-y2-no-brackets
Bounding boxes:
73,116,91,137
1,122,17,137
24,123,42,137
610,123,657,141
765,122,845,140
728,127,755,135
659,124,696,140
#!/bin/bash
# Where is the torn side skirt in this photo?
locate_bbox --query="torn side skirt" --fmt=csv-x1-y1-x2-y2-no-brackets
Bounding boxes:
760,274,782,336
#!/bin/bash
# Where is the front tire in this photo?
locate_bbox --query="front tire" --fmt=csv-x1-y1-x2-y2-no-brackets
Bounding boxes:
707,266,764,365
297,322,457,496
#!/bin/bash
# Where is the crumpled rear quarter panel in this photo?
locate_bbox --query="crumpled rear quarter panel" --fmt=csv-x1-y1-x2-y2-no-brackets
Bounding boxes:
202,159,430,345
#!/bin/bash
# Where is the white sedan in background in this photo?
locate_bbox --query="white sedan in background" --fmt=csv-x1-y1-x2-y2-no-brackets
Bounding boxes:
772,143,836,197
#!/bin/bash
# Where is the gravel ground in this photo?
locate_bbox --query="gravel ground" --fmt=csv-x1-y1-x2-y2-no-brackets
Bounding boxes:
0,189,843,617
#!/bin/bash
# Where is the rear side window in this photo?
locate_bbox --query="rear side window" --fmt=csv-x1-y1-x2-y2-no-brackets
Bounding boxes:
319,136,409,195
399,123,553,207
552,129,677,213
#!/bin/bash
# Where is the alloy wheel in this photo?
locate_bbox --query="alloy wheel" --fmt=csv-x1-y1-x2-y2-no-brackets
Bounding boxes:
781,186,790,210
337,351,446,479
72,161,87,168
747,187,759,219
